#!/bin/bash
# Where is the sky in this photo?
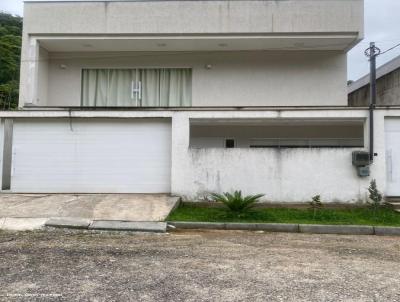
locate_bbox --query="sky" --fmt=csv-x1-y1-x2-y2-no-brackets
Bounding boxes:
1,0,400,81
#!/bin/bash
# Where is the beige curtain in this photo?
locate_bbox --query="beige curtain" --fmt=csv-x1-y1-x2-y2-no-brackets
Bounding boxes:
109,69,134,106
140,69,160,107
81,69,108,106
81,68,192,107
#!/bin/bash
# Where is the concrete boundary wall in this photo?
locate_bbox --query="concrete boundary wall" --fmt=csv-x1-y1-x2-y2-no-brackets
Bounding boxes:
0,108,398,202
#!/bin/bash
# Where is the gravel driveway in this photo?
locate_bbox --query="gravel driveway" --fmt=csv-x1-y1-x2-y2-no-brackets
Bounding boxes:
1,229,400,301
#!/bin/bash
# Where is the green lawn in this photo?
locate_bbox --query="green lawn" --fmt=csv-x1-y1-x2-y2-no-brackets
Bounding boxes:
167,204,400,226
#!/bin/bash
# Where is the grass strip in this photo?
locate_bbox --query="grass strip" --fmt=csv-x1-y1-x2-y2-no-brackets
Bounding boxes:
167,204,400,226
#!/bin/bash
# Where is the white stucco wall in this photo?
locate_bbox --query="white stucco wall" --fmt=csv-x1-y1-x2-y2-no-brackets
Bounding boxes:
42,51,346,107
0,108,397,202
183,148,367,202
19,0,363,108
169,109,398,203
170,110,374,203
23,0,363,35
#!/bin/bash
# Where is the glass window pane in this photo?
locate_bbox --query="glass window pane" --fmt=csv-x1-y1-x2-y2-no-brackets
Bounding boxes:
81,68,192,107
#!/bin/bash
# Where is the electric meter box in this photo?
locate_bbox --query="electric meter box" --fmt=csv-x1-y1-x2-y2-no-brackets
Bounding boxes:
352,151,370,167
357,166,370,177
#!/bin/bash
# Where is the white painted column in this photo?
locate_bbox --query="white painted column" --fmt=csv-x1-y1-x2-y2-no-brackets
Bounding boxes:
170,112,191,198
18,36,39,107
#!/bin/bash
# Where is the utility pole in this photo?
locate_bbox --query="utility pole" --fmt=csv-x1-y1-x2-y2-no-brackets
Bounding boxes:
365,42,380,162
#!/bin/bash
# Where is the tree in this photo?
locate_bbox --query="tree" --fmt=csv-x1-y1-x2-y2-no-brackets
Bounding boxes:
0,12,22,110
368,179,383,216
309,195,323,219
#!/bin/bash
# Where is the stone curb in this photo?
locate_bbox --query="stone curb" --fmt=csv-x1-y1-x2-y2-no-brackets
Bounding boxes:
168,221,400,236
168,222,299,233
45,218,91,229
89,221,167,233
0,217,167,233
299,224,374,235
257,223,299,233
374,226,400,236
170,221,226,230
1,217,399,236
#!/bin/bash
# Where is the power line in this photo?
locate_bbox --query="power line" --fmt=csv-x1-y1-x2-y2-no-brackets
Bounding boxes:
379,42,400,55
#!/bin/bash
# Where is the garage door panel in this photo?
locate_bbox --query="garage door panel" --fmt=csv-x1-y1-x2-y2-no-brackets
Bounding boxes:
385,119,400,196
11,118,171,193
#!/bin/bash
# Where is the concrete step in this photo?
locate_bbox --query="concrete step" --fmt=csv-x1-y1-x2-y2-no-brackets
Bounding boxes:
385,196,400,210
386,197,400,202
386,201,400,209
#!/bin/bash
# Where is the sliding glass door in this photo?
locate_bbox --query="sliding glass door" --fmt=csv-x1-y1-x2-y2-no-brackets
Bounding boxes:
81,68,192,107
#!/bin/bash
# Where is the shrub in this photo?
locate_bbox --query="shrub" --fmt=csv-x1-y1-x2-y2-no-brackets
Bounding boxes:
368,179,383,215
211,191,264,215
309,195,323,219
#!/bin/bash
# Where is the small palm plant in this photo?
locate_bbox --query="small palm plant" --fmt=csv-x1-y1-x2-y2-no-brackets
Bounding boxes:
211,190,264,215
309,195,323,219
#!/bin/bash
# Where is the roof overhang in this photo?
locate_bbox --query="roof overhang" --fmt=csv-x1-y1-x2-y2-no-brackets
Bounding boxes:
190,118,365,126
36,33,360,52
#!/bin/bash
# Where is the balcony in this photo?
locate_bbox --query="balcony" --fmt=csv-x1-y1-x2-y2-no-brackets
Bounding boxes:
19,0,364,108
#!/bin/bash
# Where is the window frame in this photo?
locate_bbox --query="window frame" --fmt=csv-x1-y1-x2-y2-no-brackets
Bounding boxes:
80,67,193,107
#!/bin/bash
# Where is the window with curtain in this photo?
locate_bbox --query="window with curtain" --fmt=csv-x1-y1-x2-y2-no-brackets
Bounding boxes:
81,68,192,107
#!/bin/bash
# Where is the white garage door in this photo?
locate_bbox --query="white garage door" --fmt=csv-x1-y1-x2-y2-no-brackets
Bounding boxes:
385,118,400,196
11,118,171,193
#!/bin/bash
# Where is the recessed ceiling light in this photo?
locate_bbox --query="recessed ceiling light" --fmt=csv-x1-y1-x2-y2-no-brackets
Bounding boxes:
294,42,305,48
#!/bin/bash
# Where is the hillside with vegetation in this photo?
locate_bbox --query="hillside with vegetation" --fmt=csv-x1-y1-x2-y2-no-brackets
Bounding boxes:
0,12,22,110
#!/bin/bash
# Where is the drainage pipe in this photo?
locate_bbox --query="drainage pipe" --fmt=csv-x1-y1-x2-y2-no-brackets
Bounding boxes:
368,42,378,163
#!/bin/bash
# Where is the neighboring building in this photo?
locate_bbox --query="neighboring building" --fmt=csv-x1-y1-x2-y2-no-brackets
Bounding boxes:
4,0,395,203
348,55,400,198
348,55,400,107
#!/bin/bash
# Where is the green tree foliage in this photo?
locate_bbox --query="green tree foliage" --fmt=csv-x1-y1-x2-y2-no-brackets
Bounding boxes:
0,12,22,110
309,194,323,219
368,179,383,216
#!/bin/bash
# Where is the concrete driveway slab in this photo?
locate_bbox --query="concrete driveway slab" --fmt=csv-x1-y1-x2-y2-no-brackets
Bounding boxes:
93,194,178,221
0,194,179,223
0,194,80,218
58,195,101,218
2,218,47,231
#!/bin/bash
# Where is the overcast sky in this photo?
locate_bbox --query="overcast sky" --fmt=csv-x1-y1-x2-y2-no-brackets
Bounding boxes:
1,0,400,81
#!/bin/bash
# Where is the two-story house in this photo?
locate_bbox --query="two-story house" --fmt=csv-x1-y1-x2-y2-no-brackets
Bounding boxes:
2,0,391,203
